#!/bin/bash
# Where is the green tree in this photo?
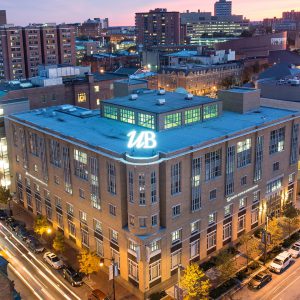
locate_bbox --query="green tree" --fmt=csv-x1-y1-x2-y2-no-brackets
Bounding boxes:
34,215,50,237
267,218,284,249
215,249,237,283
238,233,261,268
0,186,12,207
282,202,300,237
180,263,211,300
78,249,100,279
53,232,65,253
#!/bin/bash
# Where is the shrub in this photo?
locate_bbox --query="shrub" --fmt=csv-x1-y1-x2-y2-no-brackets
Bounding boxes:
209,278,237,299
149,291,167,300
200,257,217,271
254,228,263,238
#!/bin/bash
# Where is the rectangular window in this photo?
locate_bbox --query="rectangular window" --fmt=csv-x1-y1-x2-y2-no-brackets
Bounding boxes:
171,162,181,195
150,240,161,253
110,229,118,244
81,229,89,247
237,138,251,168
95,238,104,257
62,146,72,194
267,177,283,194
79,188,85,199
238,214,246,232
89,157,100,210
120,109,135,124
239,197,246,209
128,259,139,282
251,208,259,224
269,127,285,154
171,249,182,270
138,173,146,205
190,239,200,259
55,196,62,208
151,215,158,227
93,219,102,233
203,104,218,120
290,124,299,165
149,260,161,282
128,171,134,203
151,171,157,204
273,162,280,171
185,108,201,124
164,113,181,129
74,149,88,180
129,215,135,226
49,139,61,167
205,149,222,180
111,249,120,270
45,205,52,221
223,222,232,241
191,157,201,211
208,212,217,225
171,229,182,244
209,189,217,200
109,204,116,216
103,105,118,120
172,204,181,218
68,221,76,237
254,136,264,182
191,220,200,235
225,145,235,196
79,211,87,224
107,162,116,195
241,176,247,186
66,202,74,216
57,212,64,229
224,204,233,217
138,113,155,129
253,190,260,203
28,132,39,156
77,92,86,103
207,230,216,250
139,217,146,228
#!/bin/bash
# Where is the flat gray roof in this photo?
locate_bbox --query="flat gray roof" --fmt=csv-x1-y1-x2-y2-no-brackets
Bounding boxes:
102,91,218,114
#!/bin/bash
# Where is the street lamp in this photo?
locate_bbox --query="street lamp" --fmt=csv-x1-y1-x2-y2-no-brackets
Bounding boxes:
46,228,52,234
99,257,116,300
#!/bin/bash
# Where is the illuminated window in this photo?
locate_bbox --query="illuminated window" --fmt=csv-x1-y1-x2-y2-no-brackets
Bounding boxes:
96,99,100,106
120,109,135,124
77,92,87,103
164,113,181,129
237,138,251,167
94,85,99,92
269,127,285,154
138,113,155,129
203,104,218,120
103,105,118,120
185,108,201,124
0,108,3,116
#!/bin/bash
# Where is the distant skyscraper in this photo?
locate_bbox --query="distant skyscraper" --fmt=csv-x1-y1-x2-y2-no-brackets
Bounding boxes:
0,10,7,25
214,0,232,17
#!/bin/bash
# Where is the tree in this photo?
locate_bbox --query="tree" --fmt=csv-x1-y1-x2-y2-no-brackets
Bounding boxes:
238,233,261,268
180,263,211,300
215,250,238,283
282,202,300,237
78,249,100,279
267,218,284,249
53,232,65,253
0,186,12,206
221,75,237,89
34,215,50,237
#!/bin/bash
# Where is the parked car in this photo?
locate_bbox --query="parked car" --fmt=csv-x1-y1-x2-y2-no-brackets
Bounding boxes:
0,210,8,220
62,266,83,287
248,271,272,290
288,242,300,258
15,226,30,241
5,217,19,231
43,252,64,269
88,289,110,300
27,238,45,254
269,251,292,273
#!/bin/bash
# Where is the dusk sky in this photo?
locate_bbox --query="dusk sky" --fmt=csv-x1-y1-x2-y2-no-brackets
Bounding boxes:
1,0,299,26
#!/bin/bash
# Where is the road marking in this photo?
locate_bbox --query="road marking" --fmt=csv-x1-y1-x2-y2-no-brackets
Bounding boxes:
270,274,300,300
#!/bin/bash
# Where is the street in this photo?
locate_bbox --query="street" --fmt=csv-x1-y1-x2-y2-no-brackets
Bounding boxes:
0,223,93,300
232,257,300,300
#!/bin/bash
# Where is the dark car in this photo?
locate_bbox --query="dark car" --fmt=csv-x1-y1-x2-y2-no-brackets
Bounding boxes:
0,210,8,220
5,217,19,231
15,226,30,241
248,271,272,290
62,267,83,287
28,239,45,253
88,289,110,300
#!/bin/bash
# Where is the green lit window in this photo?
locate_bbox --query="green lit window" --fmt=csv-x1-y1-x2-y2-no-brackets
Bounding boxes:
120,109,135,124
203,104,218,120
138,113,155,129
185,108,201,124
164,113,182,129
103,105,118,120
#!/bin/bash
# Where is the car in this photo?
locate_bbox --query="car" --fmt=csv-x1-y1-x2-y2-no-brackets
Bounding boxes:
28,239,45,254
43,252,64,269
88,289,110,300
269,251,292,273
248,271,272,290
0,210,8,220
288,242,300,258
15,225,30,241
5,217,19,231
62,266,83,287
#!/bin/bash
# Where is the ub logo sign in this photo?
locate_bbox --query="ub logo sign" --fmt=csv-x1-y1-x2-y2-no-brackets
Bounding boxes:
127,131,157,149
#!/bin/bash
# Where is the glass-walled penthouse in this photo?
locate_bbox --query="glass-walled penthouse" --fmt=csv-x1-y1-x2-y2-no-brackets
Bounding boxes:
101,90,221,131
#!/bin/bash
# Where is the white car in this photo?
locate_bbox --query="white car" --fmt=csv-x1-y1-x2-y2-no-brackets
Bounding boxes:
269,251,292,273
43,252,64,269
288,242,300,258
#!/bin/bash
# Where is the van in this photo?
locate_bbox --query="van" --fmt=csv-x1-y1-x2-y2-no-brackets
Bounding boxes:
269,251,292,273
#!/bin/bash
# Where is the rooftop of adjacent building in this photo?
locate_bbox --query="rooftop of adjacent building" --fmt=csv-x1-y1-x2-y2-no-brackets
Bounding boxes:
8,89,298,157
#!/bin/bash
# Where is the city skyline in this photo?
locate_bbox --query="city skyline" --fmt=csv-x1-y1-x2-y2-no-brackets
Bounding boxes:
1,0,299,26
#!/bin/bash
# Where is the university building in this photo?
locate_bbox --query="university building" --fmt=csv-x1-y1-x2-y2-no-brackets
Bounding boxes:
6,88,299,297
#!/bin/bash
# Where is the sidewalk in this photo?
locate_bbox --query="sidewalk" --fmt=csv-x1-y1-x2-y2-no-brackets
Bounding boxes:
11,203,139,300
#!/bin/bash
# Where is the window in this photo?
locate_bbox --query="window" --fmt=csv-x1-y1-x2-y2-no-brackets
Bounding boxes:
138,173,146,205
225,145,235,195
74,149,88,180
94,85,99,92
171,229,182,244
269,127,285,154
128,171,134,203
190,240,200,259
81,229,89,247
254,136,264,182
120,109,135,124
151,215,158,227
139,217,146,228
68,221,76,237
109,204,116,216
16,155,20,162
96,99,100,106
34,164,38,172
290,124,299,165
273,162,280,171
79,188,85,199
289,173,295,184
151,171,157,204
55,196,62,208
224,204,233,217
129,215,135,226
239,197,246,209
237,138,251,167
78,92,87,103
128,240,138,253
49,139,61,167
191,220,200,235
205,149,222,180
191,157,201,211
66,203,74,216
208,212,217,225
172,204,181,218
28,132,39,156
164,113,181,129
107,162,116,195
57,212,64,229
54,175,60,185
149,260,161,282
90,157,100,210
267,177,283,194
223,222,232,241
241,176,247,186
93,219,102,233
251,208,259,224
111,249,120,270
238,214,246,232
138,113,155,129
45,205,52,221
95,239,104,257
79,211,87,224
103,105,118,120
110,229,118,244
209,189,217,200
171,162,181,195
253,190,260,203
171,250,181,270
128,259,139,282
207,230,216,250
203,104,218,120
185,108,201,124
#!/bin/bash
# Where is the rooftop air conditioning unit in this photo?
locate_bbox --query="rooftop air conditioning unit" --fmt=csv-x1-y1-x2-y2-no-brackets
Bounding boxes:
185,93,193,100
157,98,166,105
129,94,138,100
158,89,166,95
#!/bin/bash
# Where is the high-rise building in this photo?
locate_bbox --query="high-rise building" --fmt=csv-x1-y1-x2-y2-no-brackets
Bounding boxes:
214,0,232,17
0,10,7,25
135,8,180,48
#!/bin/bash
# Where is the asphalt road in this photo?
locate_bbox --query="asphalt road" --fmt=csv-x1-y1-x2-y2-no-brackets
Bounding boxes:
0,223,93,300
232,255,300,300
